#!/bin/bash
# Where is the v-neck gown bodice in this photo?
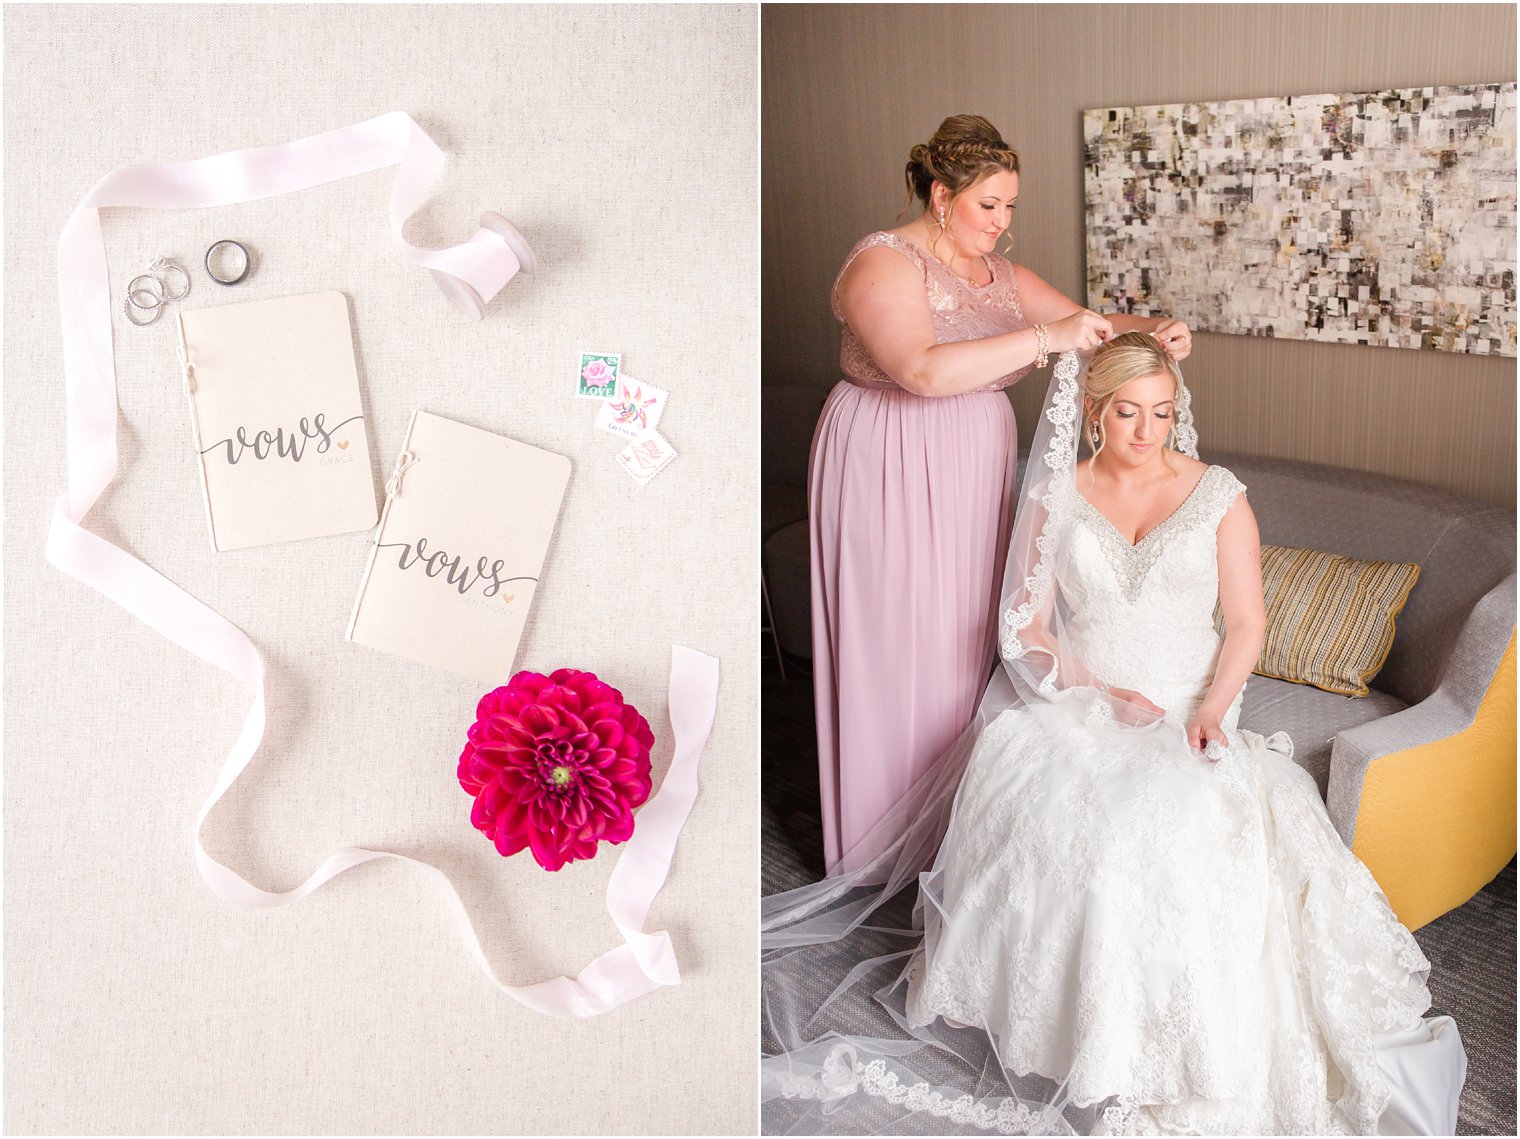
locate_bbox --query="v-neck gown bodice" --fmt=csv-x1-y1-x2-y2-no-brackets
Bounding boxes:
1059,465,1247,725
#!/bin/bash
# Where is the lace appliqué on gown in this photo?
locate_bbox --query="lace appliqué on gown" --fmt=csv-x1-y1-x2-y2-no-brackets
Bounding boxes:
1070,465,1244,603
777,1044,1065,1136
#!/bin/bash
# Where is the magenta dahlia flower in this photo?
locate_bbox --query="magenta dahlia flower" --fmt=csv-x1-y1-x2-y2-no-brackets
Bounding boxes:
458,668,655,871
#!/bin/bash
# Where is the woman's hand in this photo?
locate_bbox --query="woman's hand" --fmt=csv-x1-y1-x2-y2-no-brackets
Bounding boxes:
1046,309,1113,353
1187,709,1227,761
1153,319,1192,361
1108,687,1165,726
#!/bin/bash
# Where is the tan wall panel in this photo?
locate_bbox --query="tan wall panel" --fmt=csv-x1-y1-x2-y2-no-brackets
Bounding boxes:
763,3,1517,506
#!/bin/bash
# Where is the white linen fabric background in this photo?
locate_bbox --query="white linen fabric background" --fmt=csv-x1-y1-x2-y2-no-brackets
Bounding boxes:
3,4,758,1134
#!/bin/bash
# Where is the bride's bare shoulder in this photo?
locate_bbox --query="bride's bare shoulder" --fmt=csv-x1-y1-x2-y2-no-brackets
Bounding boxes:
1168,453,1210,483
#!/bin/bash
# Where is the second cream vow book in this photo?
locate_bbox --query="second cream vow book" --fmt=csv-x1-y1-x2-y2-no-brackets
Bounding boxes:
177,291,377,551
348,411,572,685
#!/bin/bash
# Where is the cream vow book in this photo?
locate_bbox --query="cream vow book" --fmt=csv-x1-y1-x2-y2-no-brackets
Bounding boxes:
348,411,572,685
177,291,377,551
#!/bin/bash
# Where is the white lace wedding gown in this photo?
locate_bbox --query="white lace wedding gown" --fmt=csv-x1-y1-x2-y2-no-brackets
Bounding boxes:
901,465,1465,1135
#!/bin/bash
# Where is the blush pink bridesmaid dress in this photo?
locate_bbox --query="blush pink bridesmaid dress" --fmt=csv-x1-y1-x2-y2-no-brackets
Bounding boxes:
811,231,1035,875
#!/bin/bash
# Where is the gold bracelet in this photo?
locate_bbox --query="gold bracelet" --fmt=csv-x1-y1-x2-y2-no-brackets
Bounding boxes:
1033,323,1049,369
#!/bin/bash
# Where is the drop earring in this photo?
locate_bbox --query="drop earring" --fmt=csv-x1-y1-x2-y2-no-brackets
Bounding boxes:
1090,421,1101,448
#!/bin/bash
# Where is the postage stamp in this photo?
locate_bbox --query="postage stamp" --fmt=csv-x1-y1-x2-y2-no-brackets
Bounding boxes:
595,374,670,441
577,351,621,399
616,430,677,486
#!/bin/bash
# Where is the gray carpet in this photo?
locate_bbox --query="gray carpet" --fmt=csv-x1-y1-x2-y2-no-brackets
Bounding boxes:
763,665,1517,1136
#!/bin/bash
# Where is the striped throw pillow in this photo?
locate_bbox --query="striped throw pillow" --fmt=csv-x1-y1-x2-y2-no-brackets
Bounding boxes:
1248,545,1421,697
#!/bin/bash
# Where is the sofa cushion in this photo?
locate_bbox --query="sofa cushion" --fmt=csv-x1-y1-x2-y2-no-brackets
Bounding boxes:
1254,545,1421,697
1238,674,1407,797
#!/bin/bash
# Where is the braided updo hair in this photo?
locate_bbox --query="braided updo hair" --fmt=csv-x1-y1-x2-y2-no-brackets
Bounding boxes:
904,115,1021,218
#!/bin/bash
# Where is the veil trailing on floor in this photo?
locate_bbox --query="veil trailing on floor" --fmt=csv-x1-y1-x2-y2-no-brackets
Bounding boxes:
761,349,1200,1134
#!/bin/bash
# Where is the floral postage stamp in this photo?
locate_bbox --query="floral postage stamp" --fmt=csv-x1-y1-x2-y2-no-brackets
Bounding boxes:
595,374,669,441
616,430,677,485
577,351,621,399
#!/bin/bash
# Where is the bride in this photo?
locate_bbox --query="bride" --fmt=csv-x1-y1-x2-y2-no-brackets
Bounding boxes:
762,335,1467,1135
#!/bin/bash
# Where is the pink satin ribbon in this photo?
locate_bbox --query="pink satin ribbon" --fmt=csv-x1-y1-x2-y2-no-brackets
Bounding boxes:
45,112,720,1017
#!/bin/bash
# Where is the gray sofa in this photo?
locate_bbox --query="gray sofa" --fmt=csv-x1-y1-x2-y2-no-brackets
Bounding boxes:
1210,452,1512,800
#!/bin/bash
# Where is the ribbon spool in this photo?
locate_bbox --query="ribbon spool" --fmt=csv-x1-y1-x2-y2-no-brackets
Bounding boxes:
430,211,536,322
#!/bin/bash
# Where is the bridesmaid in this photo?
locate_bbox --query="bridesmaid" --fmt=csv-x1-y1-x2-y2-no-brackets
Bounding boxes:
812,114,1192,876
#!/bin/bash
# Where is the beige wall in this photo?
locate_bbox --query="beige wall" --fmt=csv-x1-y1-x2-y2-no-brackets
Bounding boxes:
763,3,1517,506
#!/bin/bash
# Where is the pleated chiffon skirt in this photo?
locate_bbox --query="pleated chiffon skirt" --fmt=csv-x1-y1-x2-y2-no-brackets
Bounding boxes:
810,381,1017,875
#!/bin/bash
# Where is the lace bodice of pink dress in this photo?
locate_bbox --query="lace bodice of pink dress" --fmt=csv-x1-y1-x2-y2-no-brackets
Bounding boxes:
833,230,1035,393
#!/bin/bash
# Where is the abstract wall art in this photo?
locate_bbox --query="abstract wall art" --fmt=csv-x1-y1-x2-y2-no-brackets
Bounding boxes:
1084,84,1516,356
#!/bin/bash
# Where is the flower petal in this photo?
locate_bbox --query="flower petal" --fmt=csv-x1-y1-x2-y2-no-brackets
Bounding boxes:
603,809,635,843
528,827,567,871
493,816,528,858
457,744,484,793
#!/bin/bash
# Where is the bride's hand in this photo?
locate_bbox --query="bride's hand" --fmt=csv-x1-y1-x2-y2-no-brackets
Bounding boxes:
1187,711,1227,761
1047,310,1113,353
1108,687,1165,726
1153,319,1192,361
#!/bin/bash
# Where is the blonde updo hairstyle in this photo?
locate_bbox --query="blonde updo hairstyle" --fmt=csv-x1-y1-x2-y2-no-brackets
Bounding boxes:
903,115,1021,261
1083,331,1184,462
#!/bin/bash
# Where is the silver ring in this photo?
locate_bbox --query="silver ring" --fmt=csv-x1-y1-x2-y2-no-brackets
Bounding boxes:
150,256,191,301
123,294,162,326
126,274,165,311
205,239,250,286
